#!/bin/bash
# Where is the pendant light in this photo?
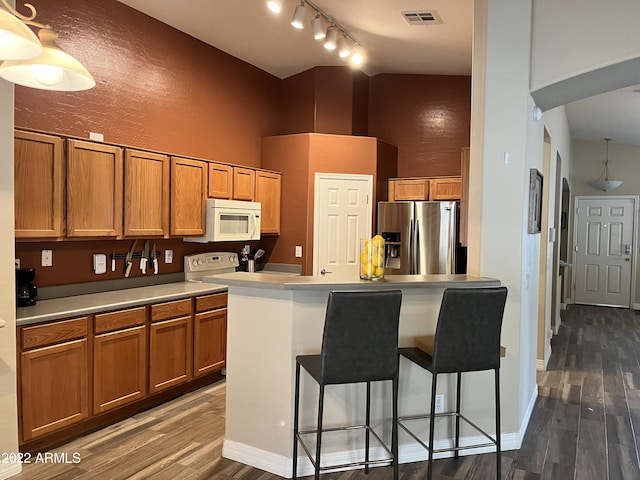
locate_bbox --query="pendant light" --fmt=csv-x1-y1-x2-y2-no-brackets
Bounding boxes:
0,2,42,59
590,138,622,192
0,0,95,91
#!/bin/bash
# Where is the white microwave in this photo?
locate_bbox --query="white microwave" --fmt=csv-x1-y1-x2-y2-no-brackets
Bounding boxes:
184,199,261,243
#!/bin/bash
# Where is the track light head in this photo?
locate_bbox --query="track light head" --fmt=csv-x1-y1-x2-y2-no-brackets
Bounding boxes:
351,46,365,66
291,3,307,29
324,26,338,50
311,15,325,40
338,36,351,58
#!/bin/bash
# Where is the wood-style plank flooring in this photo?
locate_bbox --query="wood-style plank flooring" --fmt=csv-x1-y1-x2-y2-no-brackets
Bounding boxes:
14,304,640,479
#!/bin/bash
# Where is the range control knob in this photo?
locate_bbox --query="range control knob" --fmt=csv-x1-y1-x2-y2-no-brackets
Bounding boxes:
197,258,204,266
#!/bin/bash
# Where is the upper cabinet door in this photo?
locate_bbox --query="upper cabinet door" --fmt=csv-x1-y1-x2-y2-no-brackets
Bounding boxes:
232,167,255,201
429,177,462,200
170,157,207,236
124,149,170,237
208,163,233,199
67,140,123,237
392,178,429,201
14,130,65,238
255,171,281,235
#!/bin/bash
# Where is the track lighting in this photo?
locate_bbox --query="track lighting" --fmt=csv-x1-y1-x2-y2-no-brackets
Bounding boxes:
267,0,283,14
337,36,350,58
0,0,95,91
324,26,337,50
266,0,366,67
291,2,307,29
311,15,325,40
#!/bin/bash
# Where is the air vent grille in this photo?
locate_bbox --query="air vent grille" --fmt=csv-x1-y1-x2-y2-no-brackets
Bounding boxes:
401,10,442,25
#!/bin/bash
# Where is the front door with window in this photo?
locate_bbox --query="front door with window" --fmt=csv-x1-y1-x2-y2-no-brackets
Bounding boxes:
574,196,637,307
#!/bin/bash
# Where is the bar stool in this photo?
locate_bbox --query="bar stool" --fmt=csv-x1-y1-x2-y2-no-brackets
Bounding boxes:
293,290,403,480
399,286,508,480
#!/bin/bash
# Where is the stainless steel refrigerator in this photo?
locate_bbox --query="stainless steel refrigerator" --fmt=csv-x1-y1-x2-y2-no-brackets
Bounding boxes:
377,201,465,275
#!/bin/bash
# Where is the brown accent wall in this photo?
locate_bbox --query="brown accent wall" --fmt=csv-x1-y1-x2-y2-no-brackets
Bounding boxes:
14,0,281,166
261,134,396,275
279,66,370,136
368,74,471,177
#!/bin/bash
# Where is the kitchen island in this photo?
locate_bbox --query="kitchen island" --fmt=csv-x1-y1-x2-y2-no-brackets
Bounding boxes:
204,272,504,478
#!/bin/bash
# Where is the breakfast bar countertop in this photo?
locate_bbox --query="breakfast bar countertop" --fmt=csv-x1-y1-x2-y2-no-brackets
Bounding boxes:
203,272,500,290
16,281,228,326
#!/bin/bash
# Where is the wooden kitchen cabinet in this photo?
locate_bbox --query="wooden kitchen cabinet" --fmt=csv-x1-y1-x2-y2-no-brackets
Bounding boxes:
208,162,233,199
149,299,193,393
67,139,123,237
194,293,227,377
170,157,207,236
255,170,281,234
14,130,65,238
389,178,429,201
19,317,89,441
123,149,170,237
429,177,462,200
232,167,255,200
93,307,147,414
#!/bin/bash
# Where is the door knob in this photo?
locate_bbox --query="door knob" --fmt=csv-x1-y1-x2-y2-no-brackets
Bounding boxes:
625,257,631,262
320,269,332,275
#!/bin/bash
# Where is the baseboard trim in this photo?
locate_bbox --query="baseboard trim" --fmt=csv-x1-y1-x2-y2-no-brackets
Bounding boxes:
0,462,22,479
633,302,640,311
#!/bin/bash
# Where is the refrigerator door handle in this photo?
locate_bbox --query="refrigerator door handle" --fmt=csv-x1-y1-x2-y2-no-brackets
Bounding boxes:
412,218,418,274
447,205,456,274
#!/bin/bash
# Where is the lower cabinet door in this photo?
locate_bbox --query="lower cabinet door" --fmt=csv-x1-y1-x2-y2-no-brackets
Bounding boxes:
194,308,227,377
20,339,89,441
93,326,147,414
149,316,192,394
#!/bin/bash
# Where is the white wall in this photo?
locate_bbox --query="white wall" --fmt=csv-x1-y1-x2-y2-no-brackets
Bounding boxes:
0,3,20,476
531,0,640,110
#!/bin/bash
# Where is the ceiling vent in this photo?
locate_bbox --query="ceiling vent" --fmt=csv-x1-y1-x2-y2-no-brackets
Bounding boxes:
401,10,442,25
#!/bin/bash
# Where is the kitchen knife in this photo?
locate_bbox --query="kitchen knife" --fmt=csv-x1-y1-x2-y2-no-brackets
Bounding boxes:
140,240,149,274
151,243,158,274
124,239,138,278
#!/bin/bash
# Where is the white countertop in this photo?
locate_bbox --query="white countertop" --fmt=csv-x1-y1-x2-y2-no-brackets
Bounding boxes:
204,272,500,290
16,281,227,326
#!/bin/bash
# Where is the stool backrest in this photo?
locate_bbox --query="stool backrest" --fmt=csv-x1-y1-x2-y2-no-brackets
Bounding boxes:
432,287,508,373
320,290,402,385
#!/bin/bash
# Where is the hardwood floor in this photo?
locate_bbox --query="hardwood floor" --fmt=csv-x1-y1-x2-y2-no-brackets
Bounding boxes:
14,304,640,479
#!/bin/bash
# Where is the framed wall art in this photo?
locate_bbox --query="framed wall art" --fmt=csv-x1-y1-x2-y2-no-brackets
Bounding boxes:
528,168,543,234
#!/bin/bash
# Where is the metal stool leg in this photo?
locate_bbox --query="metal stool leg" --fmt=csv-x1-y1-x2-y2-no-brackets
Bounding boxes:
455,371,461,458
392,376,399,480
427,373,438,480
315,384,325,480
365,381,371,474
495,368,501,480
293,362,301,479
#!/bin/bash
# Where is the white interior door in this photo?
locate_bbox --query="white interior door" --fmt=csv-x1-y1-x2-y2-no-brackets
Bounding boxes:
574,196,637,307
313,173,373,277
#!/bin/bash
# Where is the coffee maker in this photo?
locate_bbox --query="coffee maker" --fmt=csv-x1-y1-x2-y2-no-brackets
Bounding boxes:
16,268,37,307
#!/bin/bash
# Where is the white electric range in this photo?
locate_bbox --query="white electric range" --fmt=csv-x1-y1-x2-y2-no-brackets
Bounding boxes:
184,252,239,282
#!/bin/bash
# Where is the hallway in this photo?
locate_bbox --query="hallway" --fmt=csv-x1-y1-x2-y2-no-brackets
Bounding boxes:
14,304,640,479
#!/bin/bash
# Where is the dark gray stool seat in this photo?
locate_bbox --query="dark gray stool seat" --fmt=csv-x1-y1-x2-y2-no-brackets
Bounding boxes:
399,286,508,480
293,290,403,480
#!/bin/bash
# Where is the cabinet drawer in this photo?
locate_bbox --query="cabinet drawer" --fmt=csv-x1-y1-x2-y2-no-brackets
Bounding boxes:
21,317,88,350
150,298,192,322
196,292,228,313
95,307,146,334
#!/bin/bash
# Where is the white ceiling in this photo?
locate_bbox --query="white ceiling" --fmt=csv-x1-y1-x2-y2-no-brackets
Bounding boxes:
117,0,640,147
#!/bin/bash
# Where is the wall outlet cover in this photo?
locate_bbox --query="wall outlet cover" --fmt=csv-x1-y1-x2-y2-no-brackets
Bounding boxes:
41,249,52,267
165,249,173,264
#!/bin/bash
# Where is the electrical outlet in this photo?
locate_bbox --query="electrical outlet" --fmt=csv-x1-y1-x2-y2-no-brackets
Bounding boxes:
435,394,445,414
41,249,53,267
295,245,303,258
165,249,173,264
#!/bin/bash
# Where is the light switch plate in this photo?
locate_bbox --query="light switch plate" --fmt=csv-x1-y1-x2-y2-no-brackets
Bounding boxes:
93,254,107,274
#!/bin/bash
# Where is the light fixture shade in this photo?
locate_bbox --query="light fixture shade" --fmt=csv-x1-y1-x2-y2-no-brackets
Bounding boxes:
324,26,338,50
0,7,42,60
0,28,95,91
590,179,622,192
266,0,283,14
291,3,307,29
338,36,351,58
311,15,325,40
350,46,366,65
